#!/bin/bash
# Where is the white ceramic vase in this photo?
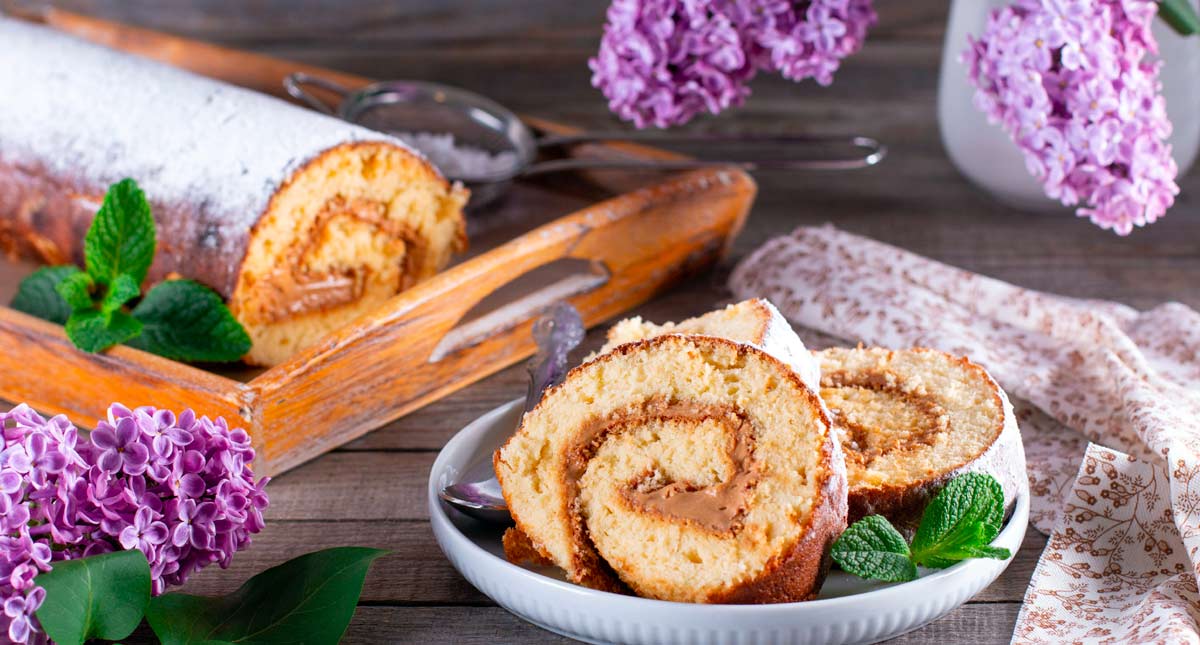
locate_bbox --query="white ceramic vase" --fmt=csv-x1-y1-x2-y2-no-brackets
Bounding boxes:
937,0,1200,212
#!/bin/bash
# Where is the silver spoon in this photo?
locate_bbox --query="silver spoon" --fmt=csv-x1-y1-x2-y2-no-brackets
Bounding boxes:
284,73,887,209
438,302,584,523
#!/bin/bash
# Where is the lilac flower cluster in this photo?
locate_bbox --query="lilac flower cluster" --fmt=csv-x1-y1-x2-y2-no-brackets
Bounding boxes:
0,404,268,644
589,0,876,128
963,0,1178,234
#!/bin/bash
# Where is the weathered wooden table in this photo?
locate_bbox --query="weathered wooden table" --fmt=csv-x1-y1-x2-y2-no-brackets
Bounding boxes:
44,0,1200,643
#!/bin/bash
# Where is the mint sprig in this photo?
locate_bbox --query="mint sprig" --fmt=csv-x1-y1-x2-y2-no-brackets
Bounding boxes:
84,177,156,287
128,280,251,362
12,266,79,325
65,309,143,353
910,471,1006,568
10,178,250,362
831,515,917,582
831,473,1013,582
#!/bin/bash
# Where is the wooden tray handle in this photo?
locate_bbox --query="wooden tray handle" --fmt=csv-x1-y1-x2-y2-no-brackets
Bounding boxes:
426,260,610,363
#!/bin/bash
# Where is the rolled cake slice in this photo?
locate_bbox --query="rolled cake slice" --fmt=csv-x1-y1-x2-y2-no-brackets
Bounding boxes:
602,302,1026,533
598,298,819,389
495,334,847,603
0,20,468,365
816,347,1025,532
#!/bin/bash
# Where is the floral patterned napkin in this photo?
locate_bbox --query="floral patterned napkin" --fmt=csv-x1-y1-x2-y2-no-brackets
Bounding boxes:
729,225,1200,644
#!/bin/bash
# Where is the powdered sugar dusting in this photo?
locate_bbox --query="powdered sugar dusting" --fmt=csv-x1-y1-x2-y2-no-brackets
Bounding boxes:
754,298,821,392
0,18,424,239
394,131,519,179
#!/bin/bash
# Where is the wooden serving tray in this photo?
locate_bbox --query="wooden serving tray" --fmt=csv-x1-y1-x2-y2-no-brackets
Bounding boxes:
0,10,755,475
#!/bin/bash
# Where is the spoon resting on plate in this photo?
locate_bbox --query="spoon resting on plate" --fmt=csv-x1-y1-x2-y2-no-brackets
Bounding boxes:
438,302,584,523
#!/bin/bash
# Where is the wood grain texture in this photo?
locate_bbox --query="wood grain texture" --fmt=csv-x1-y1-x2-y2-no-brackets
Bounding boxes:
12,0,1200,642
0,308,250,424
169,515,1046,605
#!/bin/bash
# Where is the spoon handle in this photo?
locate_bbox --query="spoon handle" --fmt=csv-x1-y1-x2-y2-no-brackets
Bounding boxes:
525,303,585,413
527,133,885,173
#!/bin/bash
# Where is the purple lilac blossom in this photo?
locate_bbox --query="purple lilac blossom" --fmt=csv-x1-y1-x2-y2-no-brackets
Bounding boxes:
963,0,1178,234
589,0,876,128
0,403,268,643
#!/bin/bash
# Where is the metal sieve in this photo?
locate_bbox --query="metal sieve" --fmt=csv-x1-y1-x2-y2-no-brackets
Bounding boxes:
285,73,886,209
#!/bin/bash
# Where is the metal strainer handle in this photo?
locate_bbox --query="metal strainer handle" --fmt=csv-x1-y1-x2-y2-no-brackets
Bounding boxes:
284,73,352,116
527,133,887,174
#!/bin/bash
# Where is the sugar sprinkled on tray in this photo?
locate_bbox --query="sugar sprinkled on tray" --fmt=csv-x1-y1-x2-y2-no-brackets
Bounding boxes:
395,131,519,179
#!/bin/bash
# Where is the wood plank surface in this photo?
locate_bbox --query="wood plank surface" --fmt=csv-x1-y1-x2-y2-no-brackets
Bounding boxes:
18,0,1200,642
168,518,1047,605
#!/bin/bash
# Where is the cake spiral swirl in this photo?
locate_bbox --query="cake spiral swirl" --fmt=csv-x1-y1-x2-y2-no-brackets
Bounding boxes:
816,347,1025,533
496,321,847,603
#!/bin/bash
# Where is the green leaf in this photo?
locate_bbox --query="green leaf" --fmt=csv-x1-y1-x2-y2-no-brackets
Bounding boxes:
146,547,387,645
1160,0,1200,36
102,273,142,314
912,521,996,568
55,271,96,311
965,544,1013,560
84,178,156,286
34,549,152,645
65,309,142,353
11,266,80,324
128,280,251,362
910,472,1006,568
831,515,918,582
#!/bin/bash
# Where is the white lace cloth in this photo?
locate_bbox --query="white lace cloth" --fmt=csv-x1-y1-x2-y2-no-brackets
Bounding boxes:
729,225,1200,644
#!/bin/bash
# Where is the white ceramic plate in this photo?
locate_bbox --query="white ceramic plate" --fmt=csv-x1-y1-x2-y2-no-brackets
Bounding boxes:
429,399,1029,645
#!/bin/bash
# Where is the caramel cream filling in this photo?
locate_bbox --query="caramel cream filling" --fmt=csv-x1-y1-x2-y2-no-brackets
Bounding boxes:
820,368,949,468
566,399,759,535
248,196,421,324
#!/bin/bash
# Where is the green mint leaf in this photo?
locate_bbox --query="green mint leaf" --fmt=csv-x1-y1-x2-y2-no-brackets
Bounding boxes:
84,178,156,286
34,549,152,645
831,515,917,582
965,544,1013,560
65,309,142,353
11,266,81,324
55,271,96,311
910,472,1006,568
102,273,142,314
146,547,387,645
128,279,250,362
912,520,992,568
1160,0,1200,35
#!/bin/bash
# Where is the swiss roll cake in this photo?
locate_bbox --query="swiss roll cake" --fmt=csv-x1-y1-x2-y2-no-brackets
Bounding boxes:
0,19,468,365
496,303,847,603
